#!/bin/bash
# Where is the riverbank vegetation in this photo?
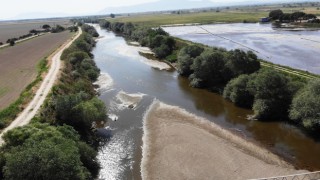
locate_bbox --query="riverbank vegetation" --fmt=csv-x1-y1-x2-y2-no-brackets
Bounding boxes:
0,24,106,179
99,20,320,133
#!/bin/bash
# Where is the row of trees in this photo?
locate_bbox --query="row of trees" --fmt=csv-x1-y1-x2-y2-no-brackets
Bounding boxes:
269,9,317,23
178,46,260,90
99,20,175,59
5,24,67,47
177,44,320,131
0,25,106,179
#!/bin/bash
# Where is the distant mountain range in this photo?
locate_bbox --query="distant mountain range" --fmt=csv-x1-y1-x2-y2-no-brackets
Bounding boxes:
99,0,320,14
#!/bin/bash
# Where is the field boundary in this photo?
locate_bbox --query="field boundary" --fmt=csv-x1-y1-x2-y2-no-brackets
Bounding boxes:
0,29,80,137
0,33,47,50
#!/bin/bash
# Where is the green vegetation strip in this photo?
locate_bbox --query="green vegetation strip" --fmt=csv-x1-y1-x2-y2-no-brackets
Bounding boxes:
261,62,319,79
111,11,267,27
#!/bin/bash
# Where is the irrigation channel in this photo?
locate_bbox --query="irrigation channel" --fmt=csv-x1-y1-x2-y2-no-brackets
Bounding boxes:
92,25,320,179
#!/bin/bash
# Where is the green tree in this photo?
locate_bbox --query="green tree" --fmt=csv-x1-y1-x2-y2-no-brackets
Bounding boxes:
3,124,94,180
190,50,226,88
226,50,260,78
223,74,254,108
153,44,170,58
74,97,107,130
304,14,317,20
290,79,320,131
279,13,292,22
177,45,204,76
110,13,115,18
67,51,90,65
249,69,291,120
269,9,284,20
42,24,51,30
291,11,306,22
9,40,15,46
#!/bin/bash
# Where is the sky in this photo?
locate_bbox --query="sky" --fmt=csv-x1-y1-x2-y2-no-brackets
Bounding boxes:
0,0,278,20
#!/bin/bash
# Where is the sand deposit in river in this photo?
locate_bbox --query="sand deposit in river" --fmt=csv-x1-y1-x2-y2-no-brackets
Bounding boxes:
115,43,171,70
141,101,306,180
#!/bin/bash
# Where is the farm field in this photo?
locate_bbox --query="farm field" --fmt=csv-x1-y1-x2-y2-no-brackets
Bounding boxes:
110,3,320,27
111,11,268,27
0,19,72,43
0,31,73,110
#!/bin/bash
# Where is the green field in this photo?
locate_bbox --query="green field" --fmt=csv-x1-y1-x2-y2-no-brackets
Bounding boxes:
109,2,320,27
111,11,268,27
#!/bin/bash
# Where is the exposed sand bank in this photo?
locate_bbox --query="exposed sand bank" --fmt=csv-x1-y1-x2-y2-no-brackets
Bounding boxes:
141,101,306,180
116,43,171,70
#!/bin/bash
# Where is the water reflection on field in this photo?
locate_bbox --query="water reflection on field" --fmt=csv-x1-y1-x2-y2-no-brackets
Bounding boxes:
163,23,320,74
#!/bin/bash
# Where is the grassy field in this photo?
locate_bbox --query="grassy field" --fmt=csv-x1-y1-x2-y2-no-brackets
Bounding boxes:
0,31,73,110
110,3,320,27
111,11,268,27
0,19,72,43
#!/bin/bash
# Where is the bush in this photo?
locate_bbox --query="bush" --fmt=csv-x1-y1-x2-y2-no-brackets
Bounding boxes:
290,79,320,131
3,124,95,180
223,74,254,108
190,50,227,88
226,50,260,78
177,45,204,76
153,44,171,58
249,69,292,120
269,9,284,20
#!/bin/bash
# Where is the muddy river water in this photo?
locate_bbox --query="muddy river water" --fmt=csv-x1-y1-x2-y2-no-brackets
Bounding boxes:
163,23,320,74
92,25,320,180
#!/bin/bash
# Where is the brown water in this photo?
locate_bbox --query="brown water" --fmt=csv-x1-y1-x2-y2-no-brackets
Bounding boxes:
93,26,320,180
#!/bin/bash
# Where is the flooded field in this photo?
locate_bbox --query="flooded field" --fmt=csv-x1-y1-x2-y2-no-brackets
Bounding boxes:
163,23,320,74
93,25,320,180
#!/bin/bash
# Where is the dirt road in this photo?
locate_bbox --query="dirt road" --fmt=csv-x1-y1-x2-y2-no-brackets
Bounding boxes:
0,28,82,145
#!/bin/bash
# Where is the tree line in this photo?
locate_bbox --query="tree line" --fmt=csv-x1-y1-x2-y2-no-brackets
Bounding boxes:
99,20,175,59
269,9,318,23
4,24,68,47
177,44,320,132
0,24,106,179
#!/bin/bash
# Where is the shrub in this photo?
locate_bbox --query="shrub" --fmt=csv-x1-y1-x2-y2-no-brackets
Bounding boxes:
290,79,320,131
249,69,292,120
223,74,254,108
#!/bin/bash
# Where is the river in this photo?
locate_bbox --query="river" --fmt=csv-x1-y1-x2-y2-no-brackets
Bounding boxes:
163,23,320,74
92,25,320,180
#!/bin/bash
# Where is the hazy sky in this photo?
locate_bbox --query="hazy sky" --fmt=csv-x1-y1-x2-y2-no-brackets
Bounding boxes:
0,0,251,20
